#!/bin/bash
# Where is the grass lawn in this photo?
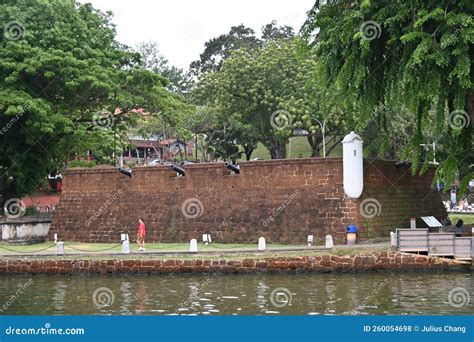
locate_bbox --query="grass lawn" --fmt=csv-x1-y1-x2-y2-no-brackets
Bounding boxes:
0,241,302,255
449,214,474,225
192,136,342,162
0,241,391,260
239,136,342,161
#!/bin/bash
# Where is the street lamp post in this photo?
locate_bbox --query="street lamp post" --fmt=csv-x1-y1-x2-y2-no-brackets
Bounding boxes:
311,116,330,158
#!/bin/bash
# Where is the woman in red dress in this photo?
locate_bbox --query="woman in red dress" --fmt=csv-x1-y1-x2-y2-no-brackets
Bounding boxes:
137,218,146,252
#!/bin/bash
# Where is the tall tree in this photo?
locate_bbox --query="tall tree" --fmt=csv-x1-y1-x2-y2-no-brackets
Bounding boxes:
195,39,335,159
136,41,193,96
190,24,261,76
0,0,176,205
190,21,297,76
261,20,295,41
302,0,473,191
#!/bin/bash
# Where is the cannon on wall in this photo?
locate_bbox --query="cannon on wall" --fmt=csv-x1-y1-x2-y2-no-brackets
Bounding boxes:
170,164,186,176
118,167,132,178
224,162,240,174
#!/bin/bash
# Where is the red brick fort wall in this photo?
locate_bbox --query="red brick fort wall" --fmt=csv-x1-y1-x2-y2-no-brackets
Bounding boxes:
48,158,447,244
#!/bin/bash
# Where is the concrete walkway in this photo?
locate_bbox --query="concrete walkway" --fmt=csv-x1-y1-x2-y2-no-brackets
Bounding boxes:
0,241,391,258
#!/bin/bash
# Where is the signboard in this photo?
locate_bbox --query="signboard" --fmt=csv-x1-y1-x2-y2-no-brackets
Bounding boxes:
420,216,443,227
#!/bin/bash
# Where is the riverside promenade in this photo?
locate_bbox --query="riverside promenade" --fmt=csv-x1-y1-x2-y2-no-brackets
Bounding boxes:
0,241,470,275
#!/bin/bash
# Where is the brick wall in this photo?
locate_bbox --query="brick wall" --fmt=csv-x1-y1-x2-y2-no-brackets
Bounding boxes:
48,158,447,244
0,252,467,275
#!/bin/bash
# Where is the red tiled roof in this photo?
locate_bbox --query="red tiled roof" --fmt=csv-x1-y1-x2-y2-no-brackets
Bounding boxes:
129,139,161,148
158,139,187,147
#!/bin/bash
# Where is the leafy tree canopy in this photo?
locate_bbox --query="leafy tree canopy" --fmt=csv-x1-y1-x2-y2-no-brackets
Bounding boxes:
190,21,295,76
136,41,193,96
194,38,343,159
0,0,182,203
302,0,473,191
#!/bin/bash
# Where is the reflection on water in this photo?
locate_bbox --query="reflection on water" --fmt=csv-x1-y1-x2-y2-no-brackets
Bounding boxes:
0,272,472,315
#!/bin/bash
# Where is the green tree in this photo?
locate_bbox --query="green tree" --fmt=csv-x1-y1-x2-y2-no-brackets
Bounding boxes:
225,114,260,161
196,38,344,159
0,0,177,205
204,112,260,161
302,0,473,190
186,106,220,162
261,20,295,41
136,41,193,96
190,24,261,75
190,21,296,76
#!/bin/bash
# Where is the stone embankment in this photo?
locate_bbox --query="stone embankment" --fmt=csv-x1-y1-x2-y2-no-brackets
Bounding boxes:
0,251,470,275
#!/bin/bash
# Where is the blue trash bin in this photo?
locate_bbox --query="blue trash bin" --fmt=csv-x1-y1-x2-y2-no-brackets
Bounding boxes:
346,225,358,245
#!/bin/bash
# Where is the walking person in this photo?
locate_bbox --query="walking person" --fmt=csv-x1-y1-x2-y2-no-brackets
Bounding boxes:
137,218,146,252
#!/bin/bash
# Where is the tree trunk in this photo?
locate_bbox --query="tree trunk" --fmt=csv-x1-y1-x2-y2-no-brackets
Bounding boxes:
243,145,254,161
307,131,323,157
269,143,286,159
195,134,198,161
200,141,209,162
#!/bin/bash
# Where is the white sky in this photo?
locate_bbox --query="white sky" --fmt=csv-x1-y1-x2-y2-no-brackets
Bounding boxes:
82,0,315,70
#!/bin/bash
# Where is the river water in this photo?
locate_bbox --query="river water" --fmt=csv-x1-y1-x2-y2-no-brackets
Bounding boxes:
0,272,472,315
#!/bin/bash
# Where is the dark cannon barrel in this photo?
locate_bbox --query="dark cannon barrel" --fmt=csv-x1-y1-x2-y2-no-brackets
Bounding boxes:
170,164,185,176
224,162,240,174
117,167,132,178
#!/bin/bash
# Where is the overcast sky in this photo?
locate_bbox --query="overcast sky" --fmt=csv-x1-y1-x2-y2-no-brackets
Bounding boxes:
82,0,315,70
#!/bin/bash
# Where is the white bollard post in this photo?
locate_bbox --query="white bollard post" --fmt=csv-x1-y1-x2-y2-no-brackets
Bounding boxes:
258,237,266,251
390,232,397,247
122,240,130,254
307,235,314,246
202,234,209,246
189,239,198,253
56,241,64,255
325,235,334,249
54,233,58,245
